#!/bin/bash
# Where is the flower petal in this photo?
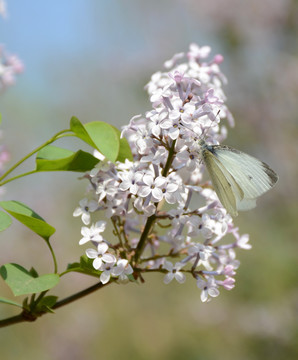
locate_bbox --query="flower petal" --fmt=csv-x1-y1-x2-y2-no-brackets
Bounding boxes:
93,257,102,270
102,253,116,264
100,271,111,284
73,207,83,217
85,248,98,259
174,272,186,284
97,242,109,254
163,273,174,284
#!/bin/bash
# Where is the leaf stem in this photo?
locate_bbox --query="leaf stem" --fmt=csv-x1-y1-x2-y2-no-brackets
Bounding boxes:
0,170,38,186
46,241,58,273
0,129,72,185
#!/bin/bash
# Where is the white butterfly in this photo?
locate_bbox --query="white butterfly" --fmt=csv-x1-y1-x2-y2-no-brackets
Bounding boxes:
198,139,278,216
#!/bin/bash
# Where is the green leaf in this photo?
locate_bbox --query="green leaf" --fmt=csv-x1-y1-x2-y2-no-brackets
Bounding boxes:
0,112,2,124
117,137,133,162
35,295,58,313
127,273,138,283
84,122,120,162
0,211,12,232
0,264,60,296
0,201,55,241
28,267,39,278
0,297,23,308
36,145,99,172
70,116,97,149
66,255,101,278
66,261,80,270
110,125,133,162
70,117,120,162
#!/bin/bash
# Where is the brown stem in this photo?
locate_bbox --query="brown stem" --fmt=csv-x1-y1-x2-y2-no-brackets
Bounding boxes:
53,281,112,310
133,140,177,264
0,281,113,328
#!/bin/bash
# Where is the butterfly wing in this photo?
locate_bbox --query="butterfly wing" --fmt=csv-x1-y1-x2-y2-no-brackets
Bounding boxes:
202,147,242,216
212,145,278,199
210,150,257,213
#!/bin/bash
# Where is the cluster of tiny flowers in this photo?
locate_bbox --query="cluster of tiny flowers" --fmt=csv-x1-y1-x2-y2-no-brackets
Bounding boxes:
74,44,251,302
0,45,24,91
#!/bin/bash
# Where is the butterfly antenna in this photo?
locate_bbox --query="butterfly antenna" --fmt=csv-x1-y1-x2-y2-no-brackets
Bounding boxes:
183,110,221,143
201,109,221,139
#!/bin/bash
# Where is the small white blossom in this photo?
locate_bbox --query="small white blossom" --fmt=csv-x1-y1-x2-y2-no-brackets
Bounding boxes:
136,127,154,154
96,179,119,203
79,221,106,245
104,196,126,218
99,261,117,284
162,261,186,284
188,244,214,262
133,197,156,217
235,233,251,250
188,44,211,61
138,174,165,202
147,109,168,137
140,147,168,166
160,117,181,140
150,84,172,104
111,259,133,283
73,198,98,225
118,170,143,195
86,242,116,270
197,276,220,302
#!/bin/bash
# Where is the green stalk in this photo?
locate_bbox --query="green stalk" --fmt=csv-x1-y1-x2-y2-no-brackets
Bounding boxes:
46,240,58,274
0,170,37,186
0,129,72,185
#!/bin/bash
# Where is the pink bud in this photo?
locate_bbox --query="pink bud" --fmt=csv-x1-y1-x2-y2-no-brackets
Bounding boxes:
223,265,236,276
213,54,224,64
222,277,235,290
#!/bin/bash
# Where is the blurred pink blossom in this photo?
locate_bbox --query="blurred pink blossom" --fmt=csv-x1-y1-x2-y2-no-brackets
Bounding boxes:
0,0,6,18
0,45,24,91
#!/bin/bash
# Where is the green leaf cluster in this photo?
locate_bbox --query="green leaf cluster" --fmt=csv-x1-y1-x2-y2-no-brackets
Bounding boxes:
0,117,133,321
66,255,102,278
69,117,133,163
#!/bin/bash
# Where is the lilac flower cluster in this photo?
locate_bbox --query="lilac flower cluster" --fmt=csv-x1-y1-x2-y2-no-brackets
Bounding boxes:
0,45,24,92
73,44,251,302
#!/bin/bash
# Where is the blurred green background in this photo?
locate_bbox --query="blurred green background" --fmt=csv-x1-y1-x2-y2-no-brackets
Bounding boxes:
1,1,297,359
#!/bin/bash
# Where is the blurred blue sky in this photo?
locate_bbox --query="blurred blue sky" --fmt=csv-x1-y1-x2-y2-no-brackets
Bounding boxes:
0,0,222,143
1,2,90,81
0,1,215,93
